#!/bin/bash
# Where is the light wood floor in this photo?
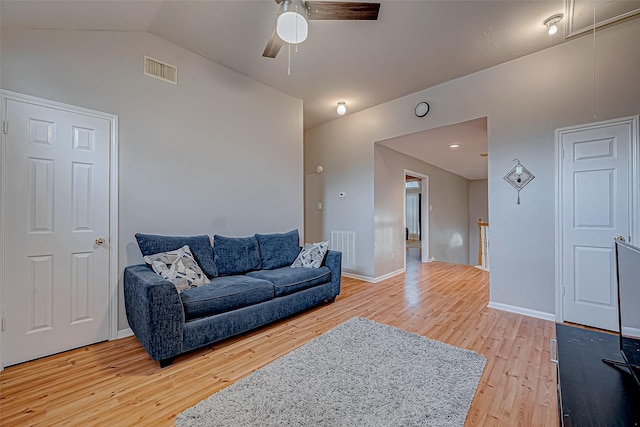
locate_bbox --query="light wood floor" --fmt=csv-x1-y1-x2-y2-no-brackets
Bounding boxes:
0,260,558,426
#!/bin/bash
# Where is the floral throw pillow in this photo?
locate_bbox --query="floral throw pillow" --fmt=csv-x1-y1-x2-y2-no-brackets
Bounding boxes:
143,245,210,293
291,241,329,269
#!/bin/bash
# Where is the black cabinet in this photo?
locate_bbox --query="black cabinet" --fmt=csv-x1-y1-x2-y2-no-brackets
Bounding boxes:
555,324,640,426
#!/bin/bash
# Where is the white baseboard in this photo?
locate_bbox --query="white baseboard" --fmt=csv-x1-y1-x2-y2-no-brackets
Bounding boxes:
342,268,405,283
487,301,556,322
474,265,489,272
117,328,134,339
622,326,640,339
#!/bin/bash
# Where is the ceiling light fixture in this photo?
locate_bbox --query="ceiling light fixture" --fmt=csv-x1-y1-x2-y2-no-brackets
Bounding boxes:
544,14,563,35
449,144,461,149
277,0,309,44
336,102,347,115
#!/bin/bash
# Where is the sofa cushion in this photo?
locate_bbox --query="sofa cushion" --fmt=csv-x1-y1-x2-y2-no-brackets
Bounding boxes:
247,266,331,297
292,241,329,268
180,275,275,321
143,245,210,293
135,233,217,278
214,235,262,276
255,230,301,270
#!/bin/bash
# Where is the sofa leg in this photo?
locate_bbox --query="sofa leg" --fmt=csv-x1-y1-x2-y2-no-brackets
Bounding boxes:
324,296,336,304
159,358,174,368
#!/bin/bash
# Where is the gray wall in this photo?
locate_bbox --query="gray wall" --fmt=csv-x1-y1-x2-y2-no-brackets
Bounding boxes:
1,29,304,330
304,18,640,315
469,179,488,265
374,145,469,275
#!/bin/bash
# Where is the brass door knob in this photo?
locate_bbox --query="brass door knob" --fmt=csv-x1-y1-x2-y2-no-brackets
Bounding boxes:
95,237,106,245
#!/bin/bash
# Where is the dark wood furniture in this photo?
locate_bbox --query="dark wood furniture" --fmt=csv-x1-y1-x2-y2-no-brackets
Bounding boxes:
554,323,640,426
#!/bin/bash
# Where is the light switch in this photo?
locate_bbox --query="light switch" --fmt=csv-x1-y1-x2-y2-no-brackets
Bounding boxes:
317,202,322,210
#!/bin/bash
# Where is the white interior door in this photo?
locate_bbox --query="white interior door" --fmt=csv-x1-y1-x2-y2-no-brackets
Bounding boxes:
3,97,111,366
560,117,638,331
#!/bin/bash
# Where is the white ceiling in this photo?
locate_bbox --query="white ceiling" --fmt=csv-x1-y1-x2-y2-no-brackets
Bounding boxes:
2,0,637,180
379,117,488,180
2,0,570,132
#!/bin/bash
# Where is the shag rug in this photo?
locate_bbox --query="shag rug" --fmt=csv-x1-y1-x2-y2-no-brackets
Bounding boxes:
175,317,486,427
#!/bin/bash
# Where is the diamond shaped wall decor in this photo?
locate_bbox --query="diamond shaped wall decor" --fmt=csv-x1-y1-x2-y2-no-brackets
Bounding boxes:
503,159,534,204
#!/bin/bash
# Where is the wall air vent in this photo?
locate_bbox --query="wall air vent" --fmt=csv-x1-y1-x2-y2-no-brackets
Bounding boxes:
331,230,356,270
144,56,177,85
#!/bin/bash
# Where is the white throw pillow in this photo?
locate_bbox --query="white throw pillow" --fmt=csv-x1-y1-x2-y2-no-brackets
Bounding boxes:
291,241,329,269
143,245,210,293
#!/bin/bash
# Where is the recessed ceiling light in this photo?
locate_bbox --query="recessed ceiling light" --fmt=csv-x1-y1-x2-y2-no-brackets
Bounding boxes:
449,144,461,149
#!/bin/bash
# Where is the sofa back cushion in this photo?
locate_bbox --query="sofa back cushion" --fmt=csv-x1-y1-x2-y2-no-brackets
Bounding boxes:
214,235,261,276
135,233,217,278
255,230,301,270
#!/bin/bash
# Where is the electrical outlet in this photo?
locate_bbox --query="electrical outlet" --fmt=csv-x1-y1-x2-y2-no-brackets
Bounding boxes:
317,202,322,210
391,251,395,260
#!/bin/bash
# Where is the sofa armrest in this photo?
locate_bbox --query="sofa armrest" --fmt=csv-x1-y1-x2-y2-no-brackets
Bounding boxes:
124,265,185,361
324,250,342,296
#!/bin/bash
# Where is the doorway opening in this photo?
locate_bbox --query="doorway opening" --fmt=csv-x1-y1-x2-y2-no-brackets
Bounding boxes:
404,170,429,268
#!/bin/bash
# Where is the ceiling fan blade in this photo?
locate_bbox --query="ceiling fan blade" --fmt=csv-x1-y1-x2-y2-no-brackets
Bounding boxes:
262,26,284,58
306,1,380,20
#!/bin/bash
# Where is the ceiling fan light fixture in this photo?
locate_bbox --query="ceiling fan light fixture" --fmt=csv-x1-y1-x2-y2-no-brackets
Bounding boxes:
336,102,347,115
277,0,308,44
544,14,563,35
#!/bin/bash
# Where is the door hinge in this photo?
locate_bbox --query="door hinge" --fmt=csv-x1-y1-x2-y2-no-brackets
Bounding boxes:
2,121,7,135
1,318,5,331
561,149,565,160
562,286,566,296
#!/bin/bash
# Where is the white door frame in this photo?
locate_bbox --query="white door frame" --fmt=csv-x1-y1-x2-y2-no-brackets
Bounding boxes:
555,115,639,324
403,169,429,267
0,90,119,371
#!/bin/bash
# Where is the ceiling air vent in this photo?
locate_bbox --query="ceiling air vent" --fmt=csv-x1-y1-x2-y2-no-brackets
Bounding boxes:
144,56,177,85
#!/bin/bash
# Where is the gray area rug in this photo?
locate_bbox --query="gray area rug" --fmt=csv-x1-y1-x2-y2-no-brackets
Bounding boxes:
175,317,486,427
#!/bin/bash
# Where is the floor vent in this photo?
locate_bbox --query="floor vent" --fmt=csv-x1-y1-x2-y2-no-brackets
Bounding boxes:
144,56,177,85
331,230,355,269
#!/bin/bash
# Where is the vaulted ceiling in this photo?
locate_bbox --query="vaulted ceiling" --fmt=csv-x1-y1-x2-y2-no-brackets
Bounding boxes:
2,0,571,130
3,0,638,179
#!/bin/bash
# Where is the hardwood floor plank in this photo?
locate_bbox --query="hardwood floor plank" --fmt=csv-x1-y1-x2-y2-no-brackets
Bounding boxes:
0,261,558,426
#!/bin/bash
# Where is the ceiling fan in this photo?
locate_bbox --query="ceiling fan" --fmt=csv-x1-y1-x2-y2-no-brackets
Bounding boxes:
263,0,381,58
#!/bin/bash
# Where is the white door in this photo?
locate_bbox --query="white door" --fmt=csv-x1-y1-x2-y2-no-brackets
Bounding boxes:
3,97,111,366
560,117,638,331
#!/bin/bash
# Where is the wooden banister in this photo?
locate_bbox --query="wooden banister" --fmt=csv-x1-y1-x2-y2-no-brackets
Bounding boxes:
477,218,489,268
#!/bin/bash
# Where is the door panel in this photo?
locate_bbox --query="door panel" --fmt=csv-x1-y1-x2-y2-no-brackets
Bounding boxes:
561,120,634,331
4,98,111,366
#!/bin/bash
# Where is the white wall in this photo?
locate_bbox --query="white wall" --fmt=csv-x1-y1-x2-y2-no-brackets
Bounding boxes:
305,18,640,315
304,114,377,275
469,179,488,265
374,145,469,276
1,29,304,330
0,2,4,366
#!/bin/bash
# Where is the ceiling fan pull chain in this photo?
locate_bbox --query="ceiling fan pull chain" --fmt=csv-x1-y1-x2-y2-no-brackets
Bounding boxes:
592,5,597,119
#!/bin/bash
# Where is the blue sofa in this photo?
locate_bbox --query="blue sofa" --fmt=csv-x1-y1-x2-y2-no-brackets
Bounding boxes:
124,230,341,367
